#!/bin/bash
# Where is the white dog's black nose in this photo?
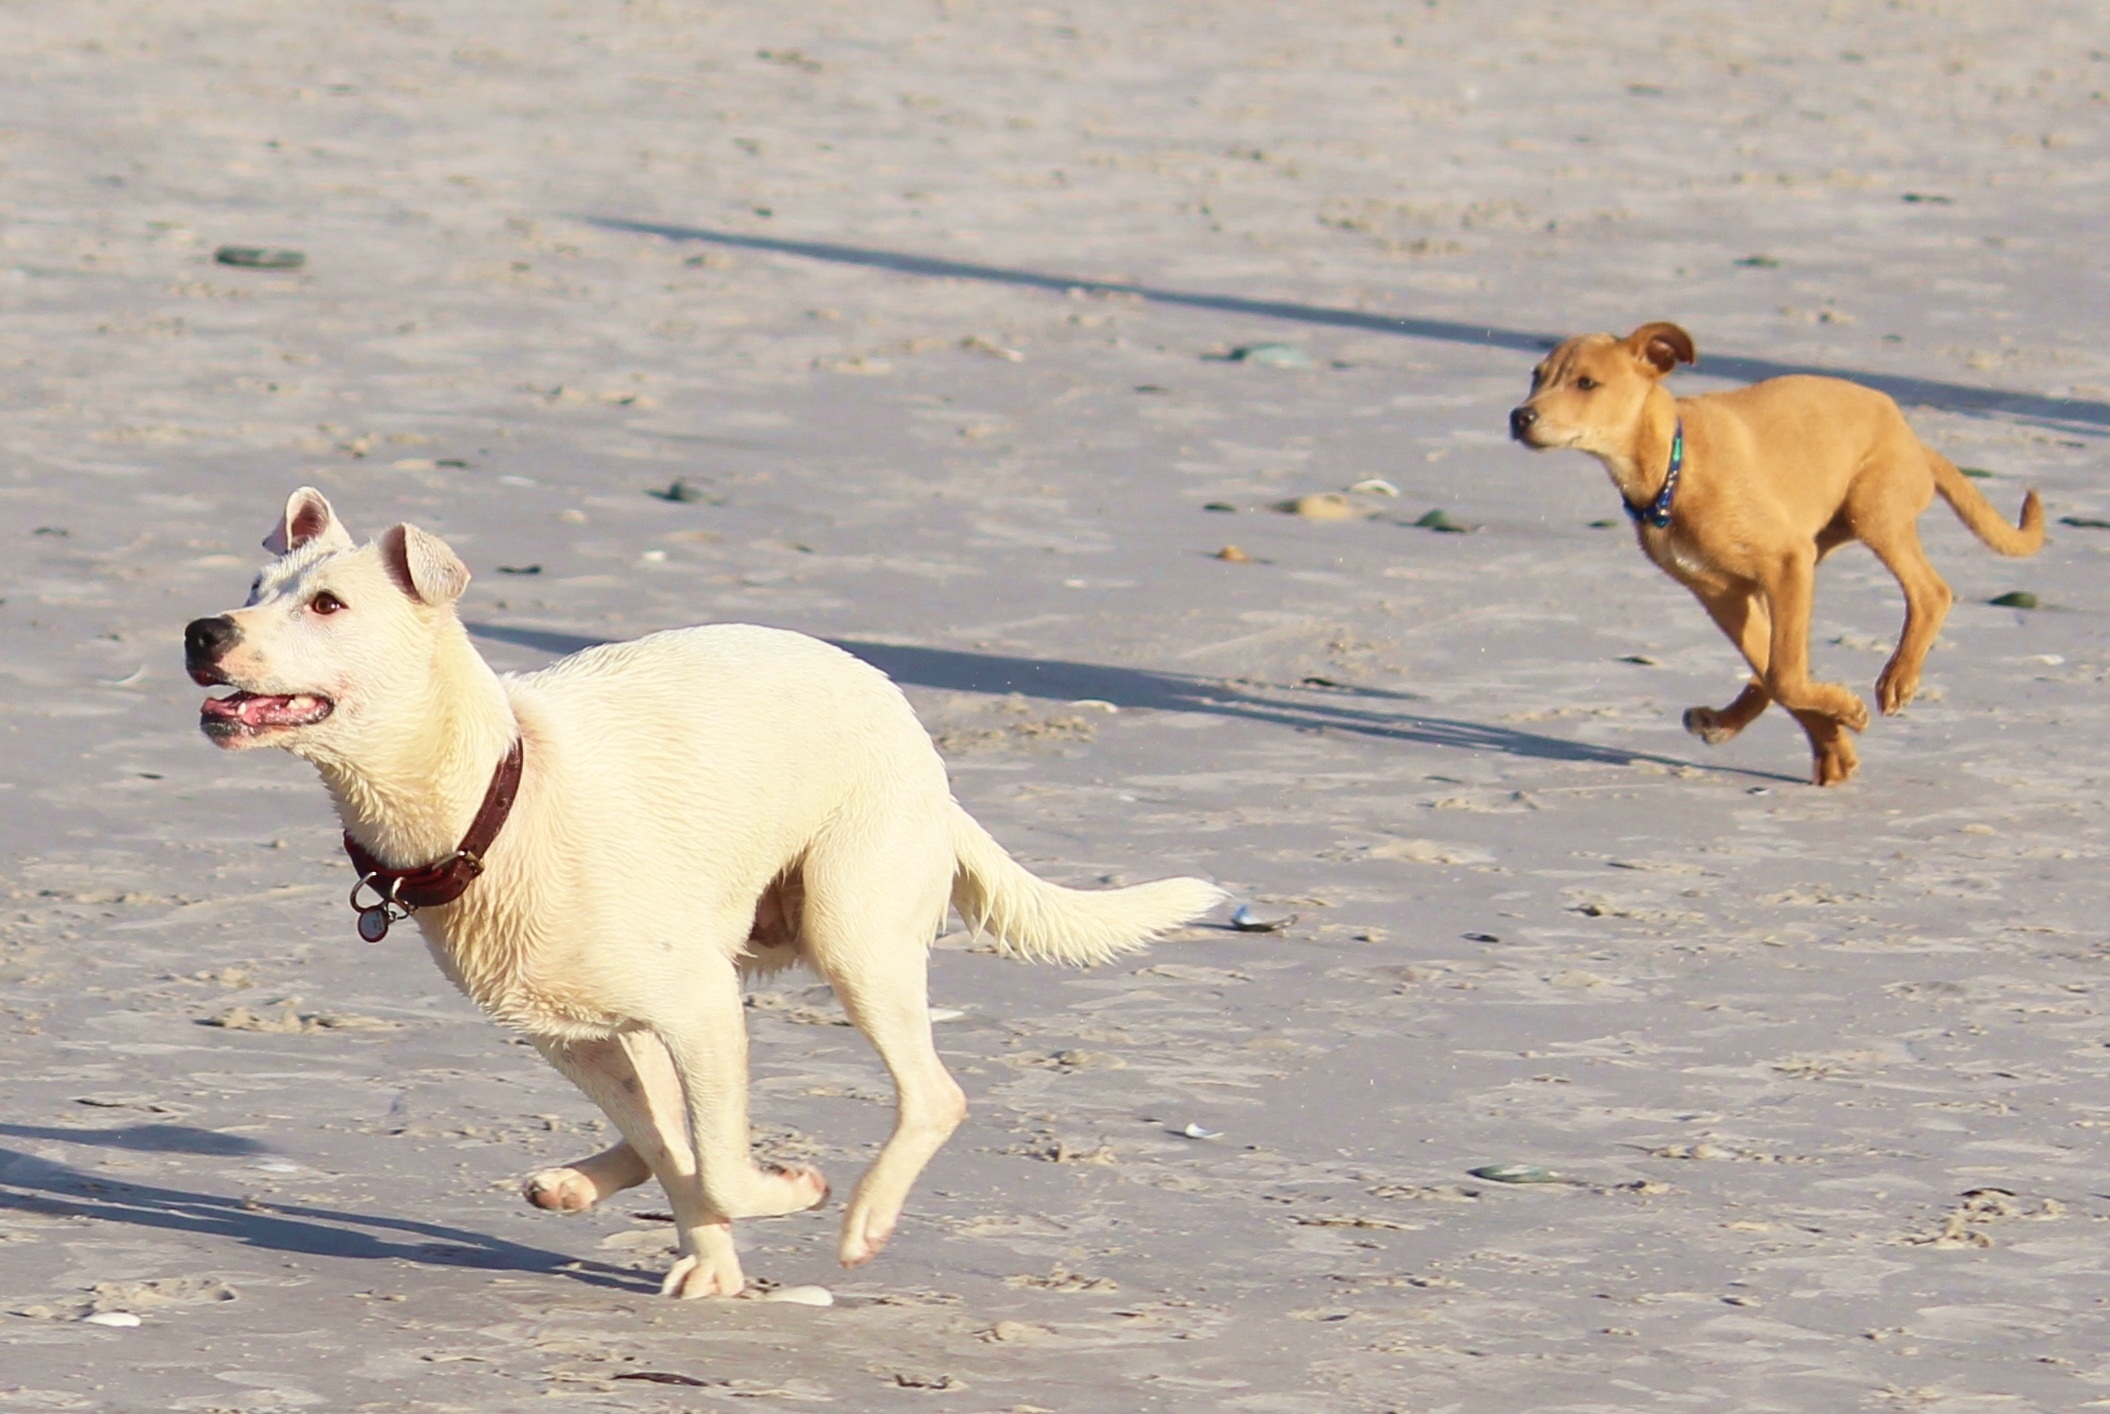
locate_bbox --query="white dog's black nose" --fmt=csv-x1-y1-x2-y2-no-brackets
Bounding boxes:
185,615,240,685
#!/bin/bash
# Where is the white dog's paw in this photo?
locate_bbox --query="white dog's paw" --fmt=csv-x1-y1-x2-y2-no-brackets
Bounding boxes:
659,1252,745,1299
837,1204,898,1268
738,1162,830,1219
522,1167,602,1212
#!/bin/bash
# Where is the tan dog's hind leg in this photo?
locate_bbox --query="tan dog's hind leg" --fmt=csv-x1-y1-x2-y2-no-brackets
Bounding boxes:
1860,517,1954,715
532,1032,747,1296
1755,546,1869,784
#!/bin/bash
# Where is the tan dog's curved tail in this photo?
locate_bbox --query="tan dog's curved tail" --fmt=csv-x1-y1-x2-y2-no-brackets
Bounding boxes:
949,805,1224,966
1930,451,2045,557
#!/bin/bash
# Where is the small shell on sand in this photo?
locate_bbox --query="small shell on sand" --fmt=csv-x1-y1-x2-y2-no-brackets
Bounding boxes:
1214,545,1252,562
1348,478,1400,496
1230,903,1295,932
1274,493,1358,520
1468,1163,1570,1185
763,1285,834,1307
83,1311,142,1327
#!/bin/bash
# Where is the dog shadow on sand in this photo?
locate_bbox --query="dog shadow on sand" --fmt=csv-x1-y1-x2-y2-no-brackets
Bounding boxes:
468,624,1796,784
0,1124,644,1292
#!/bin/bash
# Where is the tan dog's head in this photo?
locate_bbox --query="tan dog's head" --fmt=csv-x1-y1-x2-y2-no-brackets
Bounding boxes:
1509,322,1695,455
183,488,472,756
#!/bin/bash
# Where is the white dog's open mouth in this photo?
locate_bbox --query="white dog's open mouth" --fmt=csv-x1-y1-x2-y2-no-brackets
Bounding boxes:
200,690,335,738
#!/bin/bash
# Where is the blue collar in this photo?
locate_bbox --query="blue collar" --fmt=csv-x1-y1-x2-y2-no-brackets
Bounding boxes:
1624,419,1683,529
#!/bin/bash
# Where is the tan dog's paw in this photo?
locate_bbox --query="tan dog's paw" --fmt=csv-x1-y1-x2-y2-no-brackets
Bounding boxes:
1812,736,1860,787
1874,662,1918,715
1833,692,1871,734
1682,706,1738,746
523,1167,603,1212
659,1251,745,1299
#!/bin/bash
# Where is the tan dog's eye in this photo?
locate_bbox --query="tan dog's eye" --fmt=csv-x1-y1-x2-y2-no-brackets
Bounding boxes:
1576,376,1599,391
310,590,347,616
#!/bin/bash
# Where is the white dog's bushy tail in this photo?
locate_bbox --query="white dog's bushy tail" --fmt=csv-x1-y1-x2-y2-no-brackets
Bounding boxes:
949,805,1224,966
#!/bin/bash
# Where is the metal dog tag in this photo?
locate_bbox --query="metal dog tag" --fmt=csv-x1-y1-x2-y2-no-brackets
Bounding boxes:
357,906,392,943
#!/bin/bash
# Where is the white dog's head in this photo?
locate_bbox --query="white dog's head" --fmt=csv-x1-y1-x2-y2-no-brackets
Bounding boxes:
184,488,472,755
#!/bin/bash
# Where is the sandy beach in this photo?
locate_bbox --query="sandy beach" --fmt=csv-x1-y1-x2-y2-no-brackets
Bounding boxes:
2,2,2108,1408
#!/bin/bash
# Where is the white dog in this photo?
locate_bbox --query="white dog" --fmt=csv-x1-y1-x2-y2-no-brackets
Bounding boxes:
184,488,1222,1298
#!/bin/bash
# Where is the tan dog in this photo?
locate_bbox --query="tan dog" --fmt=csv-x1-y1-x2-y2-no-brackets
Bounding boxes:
1510,322,2043,784
184,488,1222,1297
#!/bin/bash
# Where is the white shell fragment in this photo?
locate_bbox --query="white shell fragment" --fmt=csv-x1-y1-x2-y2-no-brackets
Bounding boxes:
927,1007,966,1022
1229,903,1296,933
762,1285,834,1307
1468,1163,1571,1185
1348,478,1400,497
83,1311,142,1327
1175,1122,1223,1140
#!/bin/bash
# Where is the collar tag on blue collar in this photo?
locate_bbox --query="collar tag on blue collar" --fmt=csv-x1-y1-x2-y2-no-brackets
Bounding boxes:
1625,419,1683,529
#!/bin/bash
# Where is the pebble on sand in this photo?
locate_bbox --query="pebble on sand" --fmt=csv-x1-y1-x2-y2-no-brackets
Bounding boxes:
647,479,711,503
1273,493,1358,520
1411,508,1473,533
1988,591,2039,609
1229,343,1315,370
213,245,305,269
82,1311,142,1327
1213,544,1252,562
1229,903,1295,932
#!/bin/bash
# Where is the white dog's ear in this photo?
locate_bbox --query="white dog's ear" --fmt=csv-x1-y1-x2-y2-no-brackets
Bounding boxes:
379,523,471,606
263,487,355,556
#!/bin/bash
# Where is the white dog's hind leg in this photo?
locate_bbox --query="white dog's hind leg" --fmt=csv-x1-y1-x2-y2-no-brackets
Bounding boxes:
826,962,966,1267
532,1031,746,1298
803,843,966,1268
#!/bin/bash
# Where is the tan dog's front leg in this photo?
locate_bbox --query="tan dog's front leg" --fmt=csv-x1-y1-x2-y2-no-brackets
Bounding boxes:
1758,549,1869,783
1681,585,1773,745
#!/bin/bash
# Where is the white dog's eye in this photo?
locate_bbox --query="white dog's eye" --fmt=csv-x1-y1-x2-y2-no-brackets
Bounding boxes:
310,590,347,616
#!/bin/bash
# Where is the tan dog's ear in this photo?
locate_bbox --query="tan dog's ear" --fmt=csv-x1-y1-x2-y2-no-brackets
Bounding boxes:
1625,322,1697,376
263,487,355,556
379,523,471,606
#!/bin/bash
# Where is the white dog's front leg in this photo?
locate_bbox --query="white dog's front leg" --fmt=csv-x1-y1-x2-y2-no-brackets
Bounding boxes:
531,1031,748,1297
653,965,831,1226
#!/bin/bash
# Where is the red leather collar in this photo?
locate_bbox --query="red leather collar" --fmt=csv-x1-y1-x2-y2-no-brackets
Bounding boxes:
344,738,523,939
